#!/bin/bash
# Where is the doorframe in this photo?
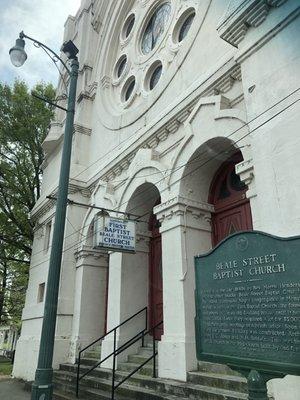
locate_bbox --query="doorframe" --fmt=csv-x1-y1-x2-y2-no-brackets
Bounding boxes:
209,152,253,246
148,205,163,338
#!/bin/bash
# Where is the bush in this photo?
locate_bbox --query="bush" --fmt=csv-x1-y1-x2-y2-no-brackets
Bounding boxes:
0,357,12,376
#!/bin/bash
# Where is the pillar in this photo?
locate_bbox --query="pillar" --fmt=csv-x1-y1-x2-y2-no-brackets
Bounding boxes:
154,195,213,381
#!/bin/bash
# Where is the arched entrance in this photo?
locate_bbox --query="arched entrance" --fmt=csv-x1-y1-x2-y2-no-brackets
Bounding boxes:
149,208,163,340
209,152,253,246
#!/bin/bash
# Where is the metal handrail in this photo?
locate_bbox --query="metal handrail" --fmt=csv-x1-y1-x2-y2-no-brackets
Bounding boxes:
76,306,147,397
111,320,163,400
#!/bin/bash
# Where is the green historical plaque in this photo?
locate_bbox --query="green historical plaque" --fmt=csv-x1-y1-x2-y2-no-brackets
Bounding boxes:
195,231,300,398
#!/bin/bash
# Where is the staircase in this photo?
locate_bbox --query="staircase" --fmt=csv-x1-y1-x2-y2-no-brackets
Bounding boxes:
53,342,250,400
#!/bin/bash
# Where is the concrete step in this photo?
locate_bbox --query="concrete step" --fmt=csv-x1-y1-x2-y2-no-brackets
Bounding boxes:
54,364,248,400
188,370,248,393
137,345,154,357
61,363,247,395
117,361,157,377
54,370,188,400
91,345,102,352
82,351,101,360
198,361,241,376
80,357,102,367
127,353,154,364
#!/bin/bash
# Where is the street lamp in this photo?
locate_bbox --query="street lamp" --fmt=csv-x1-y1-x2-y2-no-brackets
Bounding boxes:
9,31,79,400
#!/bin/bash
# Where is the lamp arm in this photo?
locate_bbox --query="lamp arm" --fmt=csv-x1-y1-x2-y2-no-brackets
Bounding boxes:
19,31,71,75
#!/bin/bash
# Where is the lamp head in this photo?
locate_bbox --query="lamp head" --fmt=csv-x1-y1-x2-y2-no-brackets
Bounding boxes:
9,37,27,67
61,40,79,60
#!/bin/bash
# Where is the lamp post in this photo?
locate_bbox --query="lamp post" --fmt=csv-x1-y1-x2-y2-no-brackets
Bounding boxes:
10,31,79,400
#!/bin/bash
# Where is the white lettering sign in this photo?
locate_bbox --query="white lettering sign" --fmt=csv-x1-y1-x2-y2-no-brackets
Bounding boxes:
94,216,136,253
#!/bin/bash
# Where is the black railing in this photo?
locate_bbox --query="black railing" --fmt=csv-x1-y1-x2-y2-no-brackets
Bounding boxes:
76,306,147,397
111,320,163,400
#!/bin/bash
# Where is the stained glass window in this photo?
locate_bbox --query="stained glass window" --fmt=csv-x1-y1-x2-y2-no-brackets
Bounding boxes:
141,3,171,55
124,78,135,101
150,64,162,90
124,14,135,39
117,56,127,78
178,12,195,42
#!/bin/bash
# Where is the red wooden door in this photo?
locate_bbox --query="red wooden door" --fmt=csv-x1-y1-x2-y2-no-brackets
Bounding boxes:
149,212,163,340
210,153,253,246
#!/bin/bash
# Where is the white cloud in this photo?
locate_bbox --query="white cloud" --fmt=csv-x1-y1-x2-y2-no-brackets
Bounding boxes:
0,0,81,87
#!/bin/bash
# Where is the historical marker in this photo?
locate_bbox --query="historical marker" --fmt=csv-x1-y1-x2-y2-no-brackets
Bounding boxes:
195,231,300,398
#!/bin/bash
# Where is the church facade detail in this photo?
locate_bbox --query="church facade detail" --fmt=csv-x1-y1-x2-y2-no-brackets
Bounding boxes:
13,1,300,399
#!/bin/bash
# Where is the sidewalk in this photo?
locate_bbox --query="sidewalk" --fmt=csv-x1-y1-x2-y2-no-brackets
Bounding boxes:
0,377,30,400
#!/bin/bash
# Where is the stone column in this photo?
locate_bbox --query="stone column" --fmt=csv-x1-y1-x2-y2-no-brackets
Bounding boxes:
101,232,151,368
154,196,213,381
69,245,108,363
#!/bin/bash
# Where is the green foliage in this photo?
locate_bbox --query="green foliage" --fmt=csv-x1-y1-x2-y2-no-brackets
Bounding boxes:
0,357,13,376
0,80,55,325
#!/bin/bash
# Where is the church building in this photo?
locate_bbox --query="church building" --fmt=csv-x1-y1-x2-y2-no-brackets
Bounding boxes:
13,1,300,399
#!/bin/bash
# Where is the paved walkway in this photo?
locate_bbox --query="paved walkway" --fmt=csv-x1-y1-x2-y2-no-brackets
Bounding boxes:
0,378,30,400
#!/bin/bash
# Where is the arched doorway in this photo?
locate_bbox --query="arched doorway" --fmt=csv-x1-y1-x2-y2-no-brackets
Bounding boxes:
209,152,253,246
149,208,163,340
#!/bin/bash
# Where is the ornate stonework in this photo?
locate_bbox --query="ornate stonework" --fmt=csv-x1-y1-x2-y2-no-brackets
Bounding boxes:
236,158,256,199
154,195,213,232
96,62,243,187
217,0,289,47
74,244,108,267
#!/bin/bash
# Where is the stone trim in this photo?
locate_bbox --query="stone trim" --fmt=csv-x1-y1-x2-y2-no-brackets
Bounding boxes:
136,231,152,254
31,182,92,223
236,158,257,199
217,0,288,47
154,196,213,232
74,123,92,136
39,60,243,211
91,0,111,33
97,63,242,185
74,245,109,268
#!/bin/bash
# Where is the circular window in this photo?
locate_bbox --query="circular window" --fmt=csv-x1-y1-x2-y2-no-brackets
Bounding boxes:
122,14,135,40
149,64,162,90
178,12,195,42
141,3,172,55
115,55,127,79
122,77,136,102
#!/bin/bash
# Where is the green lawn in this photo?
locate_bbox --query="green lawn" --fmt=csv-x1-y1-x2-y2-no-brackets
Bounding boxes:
0,356,12,376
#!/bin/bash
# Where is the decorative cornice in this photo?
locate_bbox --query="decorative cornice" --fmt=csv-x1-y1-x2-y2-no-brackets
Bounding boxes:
101,75,111,89
31,182,93,223
236,158,257,199
31,198,56,225
217,0,288,47
77,68,98,104
154,196,214,231
91,0,110,33
74,244,109,267
73,123,92,136
204,64,242,96
42,121,64,155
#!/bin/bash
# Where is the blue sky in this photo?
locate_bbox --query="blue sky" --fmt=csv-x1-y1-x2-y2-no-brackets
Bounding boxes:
0,0,81,88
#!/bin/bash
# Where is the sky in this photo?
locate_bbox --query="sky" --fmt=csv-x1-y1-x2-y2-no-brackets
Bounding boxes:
0,0,81,88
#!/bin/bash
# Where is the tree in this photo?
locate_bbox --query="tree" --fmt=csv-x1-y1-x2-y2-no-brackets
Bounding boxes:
0,80,55,325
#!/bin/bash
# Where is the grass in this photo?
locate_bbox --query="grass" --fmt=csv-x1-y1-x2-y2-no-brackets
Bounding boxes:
0,356,12,376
